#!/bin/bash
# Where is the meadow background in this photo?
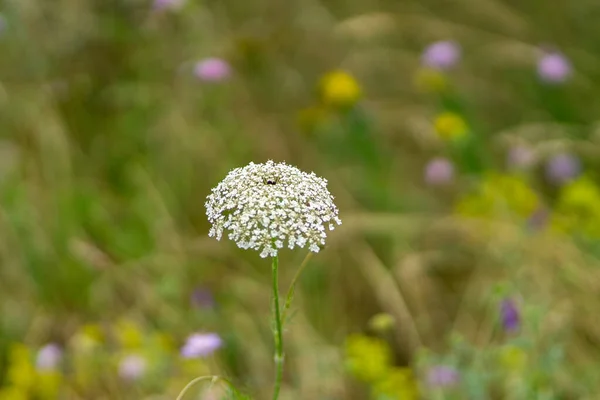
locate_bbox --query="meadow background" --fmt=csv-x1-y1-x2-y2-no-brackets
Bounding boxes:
1,0,600,399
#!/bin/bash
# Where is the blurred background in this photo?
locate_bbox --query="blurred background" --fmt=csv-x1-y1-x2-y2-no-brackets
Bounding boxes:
1,0,600,399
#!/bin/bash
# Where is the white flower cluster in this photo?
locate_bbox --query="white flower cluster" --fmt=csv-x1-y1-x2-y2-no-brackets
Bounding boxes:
206,160,341,258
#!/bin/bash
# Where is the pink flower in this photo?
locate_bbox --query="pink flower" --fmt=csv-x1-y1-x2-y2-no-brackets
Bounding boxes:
181,333,222,358
153,0,186,11
194,58,232,82
36,344,62,371
538,51,572,84
422,41,461,71
119,354,147,381
424,157,454,186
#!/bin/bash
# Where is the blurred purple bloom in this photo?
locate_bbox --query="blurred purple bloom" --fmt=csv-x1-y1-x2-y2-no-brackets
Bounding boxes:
119,354,147,381
500,298,520,333
181,333,222,358
0,14,6,34
36,343,62,371
545,152,581,185
507,146,535,170
527,207,550,231
191,288,215,309
153,0,186,11
424,157,454,185
538,51,572,84
427,365,460,387
422,41,461,71
194,58,232,82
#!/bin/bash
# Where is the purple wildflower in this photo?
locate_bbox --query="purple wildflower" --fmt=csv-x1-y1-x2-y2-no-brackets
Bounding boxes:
422,41,461,71
181,333,222,358
545,152,581,185
36,344,62,371
500,298,520,333
506,146,535,170
153,0,186,11
424,157,454,186
427,365,460,387
191,287,215,309
194,58,232,82
537,51,572,84
527,207,549,231
119,354,147,381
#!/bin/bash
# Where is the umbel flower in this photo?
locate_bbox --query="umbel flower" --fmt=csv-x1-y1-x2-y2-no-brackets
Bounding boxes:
206,160,341,258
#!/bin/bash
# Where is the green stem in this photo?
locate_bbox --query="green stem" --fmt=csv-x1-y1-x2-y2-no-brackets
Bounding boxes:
271,255,284,400
281,252,313,323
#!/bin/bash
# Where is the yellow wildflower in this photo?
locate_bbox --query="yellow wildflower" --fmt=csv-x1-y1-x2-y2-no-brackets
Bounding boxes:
414,68,448,93
6,344,35,391
0,386,28,400
319,70,362,108
368,313,395,333
551,176,600,238
114,319,144,349
455,173,539,220
71,323,103,352
499,345,528,373
434,112,468,140
372,367,419,400
345,334,392,383
35,372,62,400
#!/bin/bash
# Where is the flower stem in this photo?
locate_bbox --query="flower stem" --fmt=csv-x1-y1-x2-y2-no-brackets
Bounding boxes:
271,255,284,400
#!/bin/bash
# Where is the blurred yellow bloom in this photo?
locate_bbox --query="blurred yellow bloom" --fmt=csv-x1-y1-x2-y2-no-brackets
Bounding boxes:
71,323,103,352
35,372,62,400
434,112,468,140
320,70,362,108
345,334,392,383
414,68,448,93
455,173,539,220
114,319,144,349
551,176,600,238
0,386,28,400
371,367,419,400
368,313,395,332
499,345,528,373
6,344,35,391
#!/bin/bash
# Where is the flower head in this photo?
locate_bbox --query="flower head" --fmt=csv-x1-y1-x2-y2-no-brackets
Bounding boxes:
545,152,581,185
500,298,520,333
319,70,362,108
344,334,392,383
551,176,600,238
190,287,215,309
373,367,419,399
118,354,147,381
180,333,222,358
153,0,186,11
424,157,454,186
434,112,468,140
427,365,460,388
506,145,535,170
35,344,62,371
368,313,395,332
422,41,461,71
206,160,341,258
194,58,232,82
538,51,572,84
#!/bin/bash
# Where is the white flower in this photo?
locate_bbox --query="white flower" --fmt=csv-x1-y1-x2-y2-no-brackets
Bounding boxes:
205,160,341,258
